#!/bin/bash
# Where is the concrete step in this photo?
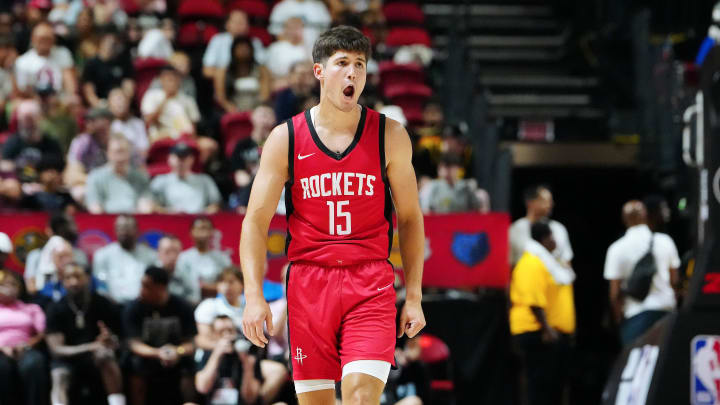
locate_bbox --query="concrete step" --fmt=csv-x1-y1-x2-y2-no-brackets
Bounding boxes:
467,48,565,62
488,106,605,118
423,4,553,17
487,93,592,106
479,74,599,88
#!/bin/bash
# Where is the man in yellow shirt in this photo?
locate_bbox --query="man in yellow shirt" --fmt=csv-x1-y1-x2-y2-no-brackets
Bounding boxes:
510,220,575,405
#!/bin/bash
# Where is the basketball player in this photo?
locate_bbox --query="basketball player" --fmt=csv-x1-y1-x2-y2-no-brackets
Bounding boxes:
240,26,426,404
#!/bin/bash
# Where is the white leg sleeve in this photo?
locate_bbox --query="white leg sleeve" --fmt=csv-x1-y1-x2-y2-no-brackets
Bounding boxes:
342,360,392,384
294,379,336,394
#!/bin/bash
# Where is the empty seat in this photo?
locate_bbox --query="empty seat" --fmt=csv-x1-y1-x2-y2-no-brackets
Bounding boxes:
226,0,270,20
386,27,432,47
383,2,425,25
221,111,254,158
177,0,224,19
133,58,168,106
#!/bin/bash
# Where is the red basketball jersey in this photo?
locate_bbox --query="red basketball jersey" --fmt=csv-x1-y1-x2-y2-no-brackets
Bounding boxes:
285,106,392,266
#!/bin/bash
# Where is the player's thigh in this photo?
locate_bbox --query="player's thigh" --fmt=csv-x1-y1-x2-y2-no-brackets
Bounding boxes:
297,388,336,405
341,372,385,405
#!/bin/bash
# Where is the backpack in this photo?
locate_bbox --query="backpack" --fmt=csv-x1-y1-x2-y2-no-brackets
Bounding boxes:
622,234,657,301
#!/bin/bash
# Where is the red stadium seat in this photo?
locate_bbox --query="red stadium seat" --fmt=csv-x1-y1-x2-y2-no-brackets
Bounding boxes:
385,82,432,127
419,334,450,363
120,0,140,14
221,111,254,158
226,0,270,20
177,21,219,47
386,27,432,47
249,26,274,47
146,137,202,176
177,0,224,19
378,61,425,98
383,2,425,25
418,334,456,402
133,58,168,106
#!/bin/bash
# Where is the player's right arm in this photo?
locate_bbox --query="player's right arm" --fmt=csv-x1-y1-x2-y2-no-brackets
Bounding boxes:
240,123,289,348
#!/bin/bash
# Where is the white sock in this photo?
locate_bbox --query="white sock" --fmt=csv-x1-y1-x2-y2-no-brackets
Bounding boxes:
107,393,126,405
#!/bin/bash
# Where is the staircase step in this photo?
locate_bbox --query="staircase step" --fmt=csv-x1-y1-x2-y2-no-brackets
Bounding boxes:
488,106,605,118
487,93,592,106
468,48,565,62
479,74,599,88
423,4,553,17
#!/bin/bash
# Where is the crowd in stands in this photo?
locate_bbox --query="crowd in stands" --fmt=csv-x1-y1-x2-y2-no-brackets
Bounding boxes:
0,0,487,217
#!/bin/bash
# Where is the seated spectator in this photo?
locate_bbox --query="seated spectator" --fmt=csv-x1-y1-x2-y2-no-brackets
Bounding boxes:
383,337,429,405
0,165,21,210
194,267,245,349
156,235,195,302
45,262,125,405
137,23,173,60
108,88,149,161
85,134,153,214
268,0,331,46
215,36,272,113
37,86,78,153
194,315,262,405
150,142,222,214
0,270,49,405
124,266,197,405
1,100,63,182
150,51,197,100
29,236,74,302
67,8,102,70
65,107,113,202
141,66,218,163
93,215,157,303
418,153,482,214
14,21,77,99
82,30,135,108
510,221,575,405
21,156,78,213
25,213,87,294
39,258,107,304
274,60,316,122
264,17,312,87
228,104,276,213
176,217,231,301
0,35,15,124
202,10,265,79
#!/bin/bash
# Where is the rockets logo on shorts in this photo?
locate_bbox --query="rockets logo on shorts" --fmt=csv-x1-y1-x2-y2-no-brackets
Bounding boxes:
294,347,307,365
691,335,720,405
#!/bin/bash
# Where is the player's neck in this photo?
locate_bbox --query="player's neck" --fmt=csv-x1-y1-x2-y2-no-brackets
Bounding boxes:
314,100,361,133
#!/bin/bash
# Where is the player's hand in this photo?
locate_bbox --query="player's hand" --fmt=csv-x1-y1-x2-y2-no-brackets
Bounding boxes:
397,299,426,338
242,297,274,348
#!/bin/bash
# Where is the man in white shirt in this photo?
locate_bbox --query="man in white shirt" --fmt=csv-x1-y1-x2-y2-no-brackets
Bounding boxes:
604,200,680,346
509,185,573,266
268,0,331,46
202,10,266,79
141,66,200,143
14,22,77,98
93,215,157,303
264,17,312,83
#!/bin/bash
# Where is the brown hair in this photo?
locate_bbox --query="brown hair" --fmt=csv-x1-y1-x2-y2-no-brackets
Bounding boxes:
216,266,243,284
312,25,371,64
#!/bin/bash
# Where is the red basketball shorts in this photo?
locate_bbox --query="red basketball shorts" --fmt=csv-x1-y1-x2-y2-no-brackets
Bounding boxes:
286,260,397,382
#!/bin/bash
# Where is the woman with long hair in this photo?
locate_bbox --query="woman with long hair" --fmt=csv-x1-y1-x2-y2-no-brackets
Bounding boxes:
214,36,272,113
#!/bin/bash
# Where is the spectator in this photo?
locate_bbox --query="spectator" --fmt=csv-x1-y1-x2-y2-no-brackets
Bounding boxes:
418,153,482,214
46,262,125,405
604,200,680,346
194,315,262,405
137,24,173,60
67,7,101,69
0,35,15,121
37,85,78,153
85,134,153,214
228,104,276,213
124,266,197,405
21,156,78,213
39,256,107,304
156,235,195,301
64,107,113,202
82,30,135,108
1,100,63,182
0,165,21,210
176,217,231,301
0,232,10,269
274,60,316,122
149,51,197,100
141,65,218,162
14,21,77,98
194,267,246,349
214,36,272,113
150,142,222,214
264,17,312,86
0,269,49,405
268,0,331,46
24,213,88,294
509,185,573,267
202,10,265,79
108,88,150,161
383,337,429,405
31,236,74,302
510,220,575,405
93,215,157,303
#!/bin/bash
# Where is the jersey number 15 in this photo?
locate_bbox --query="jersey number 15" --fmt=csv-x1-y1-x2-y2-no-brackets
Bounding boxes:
327,200,351,235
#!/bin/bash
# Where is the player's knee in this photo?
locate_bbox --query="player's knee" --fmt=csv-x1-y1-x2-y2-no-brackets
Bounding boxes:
343,384,379,405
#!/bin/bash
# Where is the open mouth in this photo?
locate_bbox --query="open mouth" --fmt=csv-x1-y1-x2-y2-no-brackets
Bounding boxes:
343,85,355,98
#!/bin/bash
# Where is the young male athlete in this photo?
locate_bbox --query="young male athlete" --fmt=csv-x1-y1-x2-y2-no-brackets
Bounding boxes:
240,26,426,405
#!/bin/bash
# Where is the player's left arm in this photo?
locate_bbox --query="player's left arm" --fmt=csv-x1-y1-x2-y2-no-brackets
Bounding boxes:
385,118,426,338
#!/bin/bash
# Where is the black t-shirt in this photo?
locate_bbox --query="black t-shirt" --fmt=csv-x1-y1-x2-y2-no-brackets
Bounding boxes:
46,292,123,345
195,348,263,405
2,133,63,162
82,55,134,99
229,138,259,173
123,295,197,347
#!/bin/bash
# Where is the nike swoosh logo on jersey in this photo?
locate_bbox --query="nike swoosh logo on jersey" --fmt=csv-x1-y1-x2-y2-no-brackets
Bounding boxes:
377,283,393,291
298,153,315,160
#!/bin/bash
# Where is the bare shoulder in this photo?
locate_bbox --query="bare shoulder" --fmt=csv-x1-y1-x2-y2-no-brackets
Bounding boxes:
261,123,290,160
383,116,412,164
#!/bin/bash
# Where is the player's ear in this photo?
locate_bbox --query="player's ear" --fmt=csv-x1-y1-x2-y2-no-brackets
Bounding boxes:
313,62,324,80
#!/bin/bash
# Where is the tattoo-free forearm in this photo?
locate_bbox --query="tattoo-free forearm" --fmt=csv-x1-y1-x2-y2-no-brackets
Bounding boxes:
398,215,424,301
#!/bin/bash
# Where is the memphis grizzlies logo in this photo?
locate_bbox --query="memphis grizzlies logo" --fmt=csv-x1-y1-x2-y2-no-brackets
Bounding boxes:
451,232,490,267
692,335,720,405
